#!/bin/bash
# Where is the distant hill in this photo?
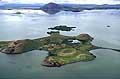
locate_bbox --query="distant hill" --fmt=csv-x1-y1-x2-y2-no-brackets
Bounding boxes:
40,3,63,14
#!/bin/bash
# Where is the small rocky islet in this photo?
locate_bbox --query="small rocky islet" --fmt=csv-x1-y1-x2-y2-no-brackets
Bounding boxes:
0,26,120,67
48,25,76,31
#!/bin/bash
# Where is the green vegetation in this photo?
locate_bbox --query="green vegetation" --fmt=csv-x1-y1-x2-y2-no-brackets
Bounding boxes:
15,12,22,14
48,53,94,64
0,32,96,67
0,41,10,49
43,46,95,67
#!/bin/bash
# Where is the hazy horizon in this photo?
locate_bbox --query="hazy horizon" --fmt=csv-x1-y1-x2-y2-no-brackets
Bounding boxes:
0,0,120,4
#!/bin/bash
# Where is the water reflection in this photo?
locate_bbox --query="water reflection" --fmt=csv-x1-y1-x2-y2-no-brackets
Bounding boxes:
0,9,120,79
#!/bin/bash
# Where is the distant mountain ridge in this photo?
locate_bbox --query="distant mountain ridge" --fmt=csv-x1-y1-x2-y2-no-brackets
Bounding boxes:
40,3,120,14
0,3,120,14
0,3,44,9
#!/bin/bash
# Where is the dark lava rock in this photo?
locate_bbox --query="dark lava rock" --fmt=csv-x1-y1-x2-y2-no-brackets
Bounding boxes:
42,60,62,67
41,2,62,14
47,31,60,35
71,8,83,12
107,25,111,27
48,25,76,31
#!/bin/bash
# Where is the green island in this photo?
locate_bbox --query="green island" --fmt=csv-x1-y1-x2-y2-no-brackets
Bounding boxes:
15,12,23,14
0,31,120,67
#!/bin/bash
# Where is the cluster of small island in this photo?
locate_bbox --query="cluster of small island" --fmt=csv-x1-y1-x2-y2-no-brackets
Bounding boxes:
0,25,120,67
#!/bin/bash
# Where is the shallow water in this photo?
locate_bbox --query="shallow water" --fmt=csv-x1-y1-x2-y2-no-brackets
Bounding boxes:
0,9,120,79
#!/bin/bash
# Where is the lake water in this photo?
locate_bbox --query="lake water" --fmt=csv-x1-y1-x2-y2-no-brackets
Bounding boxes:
0,10,120,79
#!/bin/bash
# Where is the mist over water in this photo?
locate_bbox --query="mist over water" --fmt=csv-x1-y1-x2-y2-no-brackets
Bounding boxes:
0,9,120,79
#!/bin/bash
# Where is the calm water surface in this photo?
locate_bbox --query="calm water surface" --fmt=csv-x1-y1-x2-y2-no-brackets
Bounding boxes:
0,10,120,79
